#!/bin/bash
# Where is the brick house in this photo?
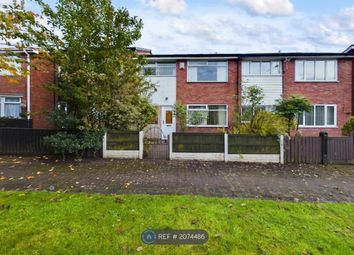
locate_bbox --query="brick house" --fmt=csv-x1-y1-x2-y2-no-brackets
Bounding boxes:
0,49,56,128
146,46,354,137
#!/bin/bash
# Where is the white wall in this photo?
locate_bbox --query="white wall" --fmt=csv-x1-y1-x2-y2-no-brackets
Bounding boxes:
147,76,176,106
242,75,283,106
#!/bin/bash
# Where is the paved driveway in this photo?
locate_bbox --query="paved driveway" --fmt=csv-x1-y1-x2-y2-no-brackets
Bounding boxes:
0,157,353,202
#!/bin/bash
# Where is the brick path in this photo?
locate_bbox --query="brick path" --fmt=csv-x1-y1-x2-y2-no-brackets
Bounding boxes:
0,157,353,202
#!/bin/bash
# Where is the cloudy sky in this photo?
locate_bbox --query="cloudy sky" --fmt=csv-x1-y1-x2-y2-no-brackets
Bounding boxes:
4,0,354,54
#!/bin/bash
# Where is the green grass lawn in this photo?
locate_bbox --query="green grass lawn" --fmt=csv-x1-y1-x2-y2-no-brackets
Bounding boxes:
0,192,353,255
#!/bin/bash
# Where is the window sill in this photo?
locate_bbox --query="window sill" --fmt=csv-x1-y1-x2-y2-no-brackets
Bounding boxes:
187,81,228,84
187,125,228,128
298,126,337,129
243,74,281,77
147,75,176,77
294,80,339,83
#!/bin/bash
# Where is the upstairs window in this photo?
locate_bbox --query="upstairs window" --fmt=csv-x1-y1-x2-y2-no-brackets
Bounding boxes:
295,60,337,81
298,105,336,127
242,61,281,76
0,96,22,118
187,61,228,82
144,62,176,76
187,104,227,127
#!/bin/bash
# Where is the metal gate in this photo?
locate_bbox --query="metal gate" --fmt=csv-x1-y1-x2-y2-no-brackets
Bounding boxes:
144,126,169,160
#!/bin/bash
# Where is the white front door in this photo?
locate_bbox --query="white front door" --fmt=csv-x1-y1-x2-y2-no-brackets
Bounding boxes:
161,106,176,139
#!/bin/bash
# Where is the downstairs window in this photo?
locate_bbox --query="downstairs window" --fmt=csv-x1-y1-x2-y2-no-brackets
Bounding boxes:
187,105,227,127
0,96,22,118
298,105,336,127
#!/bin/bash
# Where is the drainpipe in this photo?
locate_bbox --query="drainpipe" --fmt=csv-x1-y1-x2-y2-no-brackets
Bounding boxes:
23,49,31,120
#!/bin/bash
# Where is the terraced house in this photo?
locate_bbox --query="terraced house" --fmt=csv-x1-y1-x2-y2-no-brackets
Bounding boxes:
1,45,354,137
145,45,354,137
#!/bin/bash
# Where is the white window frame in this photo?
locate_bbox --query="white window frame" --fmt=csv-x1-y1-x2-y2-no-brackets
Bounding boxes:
242,61,282,76
187,61,228,82
295,60,338,82
144,62,176,76
298,104,337,128
187,104,228,127
0,96,22,118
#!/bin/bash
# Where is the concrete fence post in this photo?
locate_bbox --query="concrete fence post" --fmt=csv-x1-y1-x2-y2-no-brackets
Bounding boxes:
279,135,284,164
169,133,173,160
139,131,144,159
224,133,228,162
102,132,107,158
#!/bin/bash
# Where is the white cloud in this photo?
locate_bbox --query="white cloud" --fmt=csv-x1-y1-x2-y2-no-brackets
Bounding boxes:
0,0,14,5
305,23,351,46
333,5,354,31
227,0,294,17
143,0,186,15
172,20,227,42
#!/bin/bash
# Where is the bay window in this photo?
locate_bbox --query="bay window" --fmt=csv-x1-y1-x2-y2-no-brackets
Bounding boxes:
0,96,22,118
187,105,227,127
298,105,336,127
187,61,228,82
295,60,337,81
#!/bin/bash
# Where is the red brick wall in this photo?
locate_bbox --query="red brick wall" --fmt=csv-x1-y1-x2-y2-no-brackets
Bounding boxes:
0,54,56,128
283,59,353,136
30,56,56,128
176,60,238,132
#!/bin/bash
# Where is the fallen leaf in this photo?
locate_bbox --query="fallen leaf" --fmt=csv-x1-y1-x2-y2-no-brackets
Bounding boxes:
0,176,6,181
26,176,34,180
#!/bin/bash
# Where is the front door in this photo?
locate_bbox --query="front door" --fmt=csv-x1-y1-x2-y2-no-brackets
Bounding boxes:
161,106,176,139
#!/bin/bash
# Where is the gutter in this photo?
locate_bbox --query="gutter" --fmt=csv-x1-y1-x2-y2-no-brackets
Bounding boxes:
22,48,39,120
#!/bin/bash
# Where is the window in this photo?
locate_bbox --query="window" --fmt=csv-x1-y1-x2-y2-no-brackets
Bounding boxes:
143,62,176,76
187,61,227,82
298,105,336,127
187,104,227,127
295,60,338,81
0,96,22,118
241,105,275,122
0,57,22,76
242,61,281,76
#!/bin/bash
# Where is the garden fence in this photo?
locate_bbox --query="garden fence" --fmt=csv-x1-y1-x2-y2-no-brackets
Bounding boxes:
170,133,283,163
102,130,143,159
0,128,58,155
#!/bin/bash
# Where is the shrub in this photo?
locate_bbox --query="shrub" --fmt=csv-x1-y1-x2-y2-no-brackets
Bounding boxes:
43,132,80,160
48,105,82,130
43,130,104,160
342,117,354,136
232,111,288,136
173,102,187,131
